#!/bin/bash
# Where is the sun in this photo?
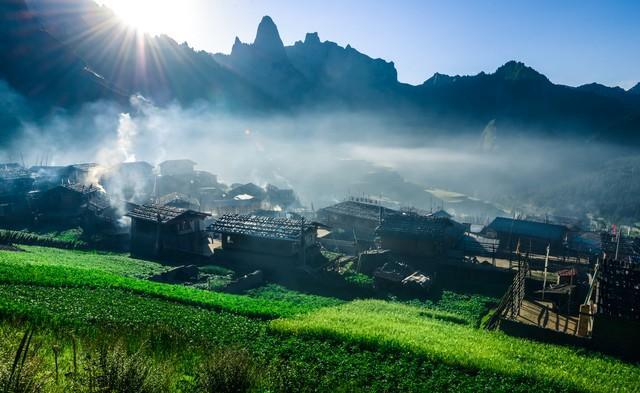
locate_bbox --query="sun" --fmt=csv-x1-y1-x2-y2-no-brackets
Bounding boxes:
97,0,175,35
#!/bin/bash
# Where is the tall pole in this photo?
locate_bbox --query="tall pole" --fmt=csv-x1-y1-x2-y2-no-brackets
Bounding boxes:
614,228,621,260
541,243,550,301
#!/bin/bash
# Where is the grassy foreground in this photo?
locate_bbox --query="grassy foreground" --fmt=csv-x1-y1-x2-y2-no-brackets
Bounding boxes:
1,246,639,392
271,300,640,393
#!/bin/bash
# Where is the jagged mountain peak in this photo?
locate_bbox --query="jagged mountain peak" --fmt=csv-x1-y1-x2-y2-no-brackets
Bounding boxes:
629,82,640,95
494,60,549,83
253,15,285,54
304,32,320,44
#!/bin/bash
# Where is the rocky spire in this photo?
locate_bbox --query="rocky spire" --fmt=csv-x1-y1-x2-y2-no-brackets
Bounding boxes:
253,16,285,56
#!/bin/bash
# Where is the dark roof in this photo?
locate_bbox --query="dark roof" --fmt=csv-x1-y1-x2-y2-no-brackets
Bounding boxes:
158,192,200,207
208,214,314,241
377,212,458,237
228,183,265,199
428,209,453,219
319,201,395,221
68,163,99,171
486,217,567,241
61,183,102,195
126,204,209,224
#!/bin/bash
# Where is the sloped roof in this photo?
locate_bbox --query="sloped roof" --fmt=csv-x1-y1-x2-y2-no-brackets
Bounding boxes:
486,217,567,241
228,183,265,199
377,212,458,237
126,204,209,224
208,214,314,241
68,163,99,171
319,201,395,221
158,192,200,207
62,183,102,195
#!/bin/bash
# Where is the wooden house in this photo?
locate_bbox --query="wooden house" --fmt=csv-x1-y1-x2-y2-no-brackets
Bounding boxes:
63,163,100,184
126,204,211,259
317,199,396,246
485,217,568,255
208,214,318,262
0,163,34,195
33,183,103,222
0,164,34,224
376,212,465,259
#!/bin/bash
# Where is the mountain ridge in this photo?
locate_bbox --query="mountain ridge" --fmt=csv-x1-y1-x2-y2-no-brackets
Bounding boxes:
0,0,638,144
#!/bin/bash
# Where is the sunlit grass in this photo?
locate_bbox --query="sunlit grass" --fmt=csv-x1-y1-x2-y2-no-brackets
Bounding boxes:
271,300,640,393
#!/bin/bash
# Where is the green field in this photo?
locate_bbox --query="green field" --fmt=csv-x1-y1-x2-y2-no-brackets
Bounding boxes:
0,246,638,392
272,300,640,393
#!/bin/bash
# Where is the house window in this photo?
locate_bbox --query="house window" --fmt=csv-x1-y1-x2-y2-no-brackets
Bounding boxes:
227,235,234,244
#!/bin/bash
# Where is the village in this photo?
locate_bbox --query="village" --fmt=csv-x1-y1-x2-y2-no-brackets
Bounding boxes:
1,158,639,361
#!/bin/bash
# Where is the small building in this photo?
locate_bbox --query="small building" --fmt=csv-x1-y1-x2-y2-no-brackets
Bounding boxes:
126,204,211,259
158,159,196,177
376,212,465,259
207,193,264,217
63,163,101,184
227,183,266,200
33,183,103,222
485,217,568,255
0,163,34,224
30,166,67,190
208,214,318,261
316,200,396,246
0,163,34,195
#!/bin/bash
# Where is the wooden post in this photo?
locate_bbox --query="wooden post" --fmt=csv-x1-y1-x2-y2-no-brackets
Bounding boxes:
541,244,550,301
577,304,591,337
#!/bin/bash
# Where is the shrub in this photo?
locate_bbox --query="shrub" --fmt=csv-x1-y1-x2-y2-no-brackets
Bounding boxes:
82,342,168,393
195,348,257,393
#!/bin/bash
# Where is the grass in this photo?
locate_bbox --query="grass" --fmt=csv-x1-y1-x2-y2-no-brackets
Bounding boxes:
0,245,168,278
0,285,603,393
0,248,336,318
1,246,639,392
245,284,345,309
271,300,640,393
405,291,498,326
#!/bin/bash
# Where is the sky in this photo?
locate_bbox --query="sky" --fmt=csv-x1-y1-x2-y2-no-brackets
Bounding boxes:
96,0,640,89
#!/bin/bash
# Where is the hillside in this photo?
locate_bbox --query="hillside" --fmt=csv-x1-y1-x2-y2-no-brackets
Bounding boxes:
0,245,638,392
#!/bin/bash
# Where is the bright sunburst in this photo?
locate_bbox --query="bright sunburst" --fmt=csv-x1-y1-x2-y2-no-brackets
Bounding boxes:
97,0,177,34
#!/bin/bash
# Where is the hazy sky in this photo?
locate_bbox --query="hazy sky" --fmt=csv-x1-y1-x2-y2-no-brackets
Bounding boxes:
97,0,640,89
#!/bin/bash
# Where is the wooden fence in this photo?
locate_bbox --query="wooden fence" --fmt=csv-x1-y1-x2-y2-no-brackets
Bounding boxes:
485,258,529,329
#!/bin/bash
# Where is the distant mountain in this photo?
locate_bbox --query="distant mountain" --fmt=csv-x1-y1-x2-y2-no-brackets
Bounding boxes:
0,0,638,143
19,0,277,110
629,83,640,96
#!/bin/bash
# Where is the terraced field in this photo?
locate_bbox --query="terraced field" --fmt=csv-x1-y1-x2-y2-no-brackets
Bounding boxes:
0,246,638,392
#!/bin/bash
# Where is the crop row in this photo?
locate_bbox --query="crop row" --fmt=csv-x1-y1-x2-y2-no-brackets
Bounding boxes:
0,259,334,318
271,300,640,393
0,229,87,249
1,245,169,278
